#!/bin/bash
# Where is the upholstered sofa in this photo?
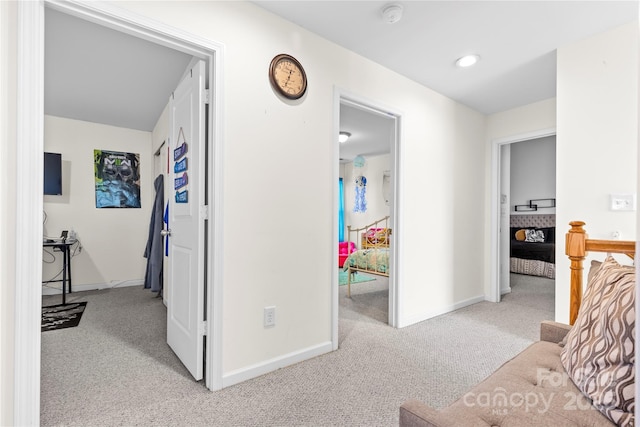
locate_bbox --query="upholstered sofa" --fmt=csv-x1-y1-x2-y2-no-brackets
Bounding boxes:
400,321,615,426
400,256,635,427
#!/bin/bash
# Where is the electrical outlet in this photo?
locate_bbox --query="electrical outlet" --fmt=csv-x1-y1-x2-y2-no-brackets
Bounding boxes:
264,306,275,327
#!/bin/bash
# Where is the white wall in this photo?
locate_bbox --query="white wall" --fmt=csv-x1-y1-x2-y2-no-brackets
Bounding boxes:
118,1,486,376
152,103,169,154
43,115,153,289
510,136,556,214
484,98,557,298
555,21,638,323
343,153,391,238
485,22,638,321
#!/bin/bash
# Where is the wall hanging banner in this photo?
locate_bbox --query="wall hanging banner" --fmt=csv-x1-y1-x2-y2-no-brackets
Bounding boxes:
175,190,188,203
174,172,188,190
174,157,188,173
174,142,188,161
354,175,367,213
173,127,188,161
172,126,190,207
94,149,141,208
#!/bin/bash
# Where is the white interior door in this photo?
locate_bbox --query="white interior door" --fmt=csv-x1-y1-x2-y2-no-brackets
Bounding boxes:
167,60,207,381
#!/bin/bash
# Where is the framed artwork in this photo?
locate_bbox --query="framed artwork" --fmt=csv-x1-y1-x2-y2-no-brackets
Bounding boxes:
94,149,141,208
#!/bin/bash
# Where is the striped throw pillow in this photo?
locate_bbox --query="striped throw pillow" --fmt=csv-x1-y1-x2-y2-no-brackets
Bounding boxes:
560,256,635,426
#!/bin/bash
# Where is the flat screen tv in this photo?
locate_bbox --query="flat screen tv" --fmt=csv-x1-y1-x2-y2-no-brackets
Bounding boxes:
44,152,62,195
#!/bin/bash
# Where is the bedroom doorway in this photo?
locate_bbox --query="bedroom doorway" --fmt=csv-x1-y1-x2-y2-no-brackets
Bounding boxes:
491,130,557,308
15,1,225,422
333,93,401,339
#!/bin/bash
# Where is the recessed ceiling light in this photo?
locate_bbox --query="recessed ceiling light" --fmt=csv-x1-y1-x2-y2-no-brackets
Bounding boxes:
339,132,351,143
456,54,480,68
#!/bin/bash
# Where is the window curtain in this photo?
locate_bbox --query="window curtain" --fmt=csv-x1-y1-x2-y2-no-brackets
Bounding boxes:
338,178,345,242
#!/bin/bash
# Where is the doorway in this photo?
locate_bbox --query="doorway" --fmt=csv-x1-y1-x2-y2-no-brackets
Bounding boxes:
490,128,557,303
15,1,224,423
332,92,401,348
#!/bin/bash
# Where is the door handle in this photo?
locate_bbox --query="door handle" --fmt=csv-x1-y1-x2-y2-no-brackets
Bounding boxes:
161,229,171,237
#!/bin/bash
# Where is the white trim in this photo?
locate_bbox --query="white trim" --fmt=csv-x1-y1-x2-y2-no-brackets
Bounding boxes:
489,128,556,303
398,295,486,328
41,279,144,295
390,112,403,328
221,342,333,388
14,2,43,425
207,26,225,393
332,88,403,340
15,1,226,421
331,92,340,350
46,1,211,61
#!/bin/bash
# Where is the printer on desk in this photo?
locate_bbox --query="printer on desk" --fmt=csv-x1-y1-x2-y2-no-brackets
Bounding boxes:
44,230,68,244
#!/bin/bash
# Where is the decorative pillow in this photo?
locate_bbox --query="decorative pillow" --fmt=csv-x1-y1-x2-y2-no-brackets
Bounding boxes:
365,228,389,244
515,229,527,241
559,259,604,348
525,229,545,242
560,256,635,426
536,226,556,243
588,259,603,285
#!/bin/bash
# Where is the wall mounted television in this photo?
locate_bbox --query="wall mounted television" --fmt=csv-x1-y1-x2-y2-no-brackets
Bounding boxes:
44,152,62,195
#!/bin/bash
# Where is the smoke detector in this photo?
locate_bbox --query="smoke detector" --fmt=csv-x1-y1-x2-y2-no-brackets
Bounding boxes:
381,4,403,24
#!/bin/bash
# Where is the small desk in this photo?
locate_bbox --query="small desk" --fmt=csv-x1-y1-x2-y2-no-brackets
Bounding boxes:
43,240,73,305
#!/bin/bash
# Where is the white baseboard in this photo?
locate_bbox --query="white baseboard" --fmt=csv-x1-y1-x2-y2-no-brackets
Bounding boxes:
398,294,485,328
500,286,512,295
42,279,144,295
222,341,333,388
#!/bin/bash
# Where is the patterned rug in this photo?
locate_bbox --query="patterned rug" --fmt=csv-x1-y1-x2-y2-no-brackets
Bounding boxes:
42,302,87,332
339,270,376,286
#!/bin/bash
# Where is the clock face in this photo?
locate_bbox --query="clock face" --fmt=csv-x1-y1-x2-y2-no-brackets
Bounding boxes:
269,54,307,100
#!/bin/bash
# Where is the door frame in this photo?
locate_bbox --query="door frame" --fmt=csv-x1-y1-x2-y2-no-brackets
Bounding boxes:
15,1,224,423
489,127,556,303
332,88,402,344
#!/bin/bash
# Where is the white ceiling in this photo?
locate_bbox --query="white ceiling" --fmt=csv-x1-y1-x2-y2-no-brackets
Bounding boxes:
44,8,194,132
340,103,395,162
255,0,638,114
44,2,638,161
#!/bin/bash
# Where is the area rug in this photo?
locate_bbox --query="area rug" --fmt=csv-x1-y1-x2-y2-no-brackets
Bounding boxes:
339,270,376,286
42,302,87,332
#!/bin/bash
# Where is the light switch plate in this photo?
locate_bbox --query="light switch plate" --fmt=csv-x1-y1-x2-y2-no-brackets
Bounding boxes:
610,194,636,211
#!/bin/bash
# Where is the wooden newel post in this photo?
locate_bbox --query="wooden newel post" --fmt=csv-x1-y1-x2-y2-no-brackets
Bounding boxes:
566,221,587,325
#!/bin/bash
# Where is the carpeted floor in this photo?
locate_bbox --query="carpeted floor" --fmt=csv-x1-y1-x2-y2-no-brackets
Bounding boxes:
40,273,554,426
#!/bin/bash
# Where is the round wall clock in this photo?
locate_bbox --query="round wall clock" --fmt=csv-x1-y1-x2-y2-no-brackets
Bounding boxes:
269,54,308,100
